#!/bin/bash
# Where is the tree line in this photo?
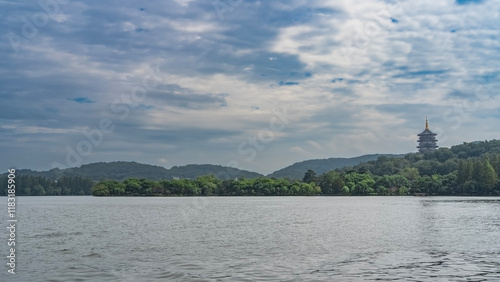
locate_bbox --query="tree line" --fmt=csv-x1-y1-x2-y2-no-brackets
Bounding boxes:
92,140,500,196
4,140,500,196
92,175,321,196
0,175,94,196
328,140,500,195
303,155,499,196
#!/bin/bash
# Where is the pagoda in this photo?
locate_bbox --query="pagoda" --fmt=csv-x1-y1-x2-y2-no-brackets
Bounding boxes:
417,117,438,153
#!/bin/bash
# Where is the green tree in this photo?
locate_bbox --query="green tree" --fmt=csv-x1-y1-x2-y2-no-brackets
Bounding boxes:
32,184,46,196
398,186,409,195
463,180,480,195
440,172,457,195
401,167,420,182
412,175,441,195
457,159,473,185
302,169,317,183
376,185,388,195
477,159,498,194
341,186,350,195
345,173,375,195
139,179,156,195
196,175,220,196
92,183,110,196
319,171,344,194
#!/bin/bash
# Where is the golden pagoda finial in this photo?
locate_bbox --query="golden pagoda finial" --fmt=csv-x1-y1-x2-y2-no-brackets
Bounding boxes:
425,116,429,130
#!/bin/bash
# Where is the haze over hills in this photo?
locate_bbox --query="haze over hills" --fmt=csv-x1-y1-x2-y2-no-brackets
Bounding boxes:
10,154,400,181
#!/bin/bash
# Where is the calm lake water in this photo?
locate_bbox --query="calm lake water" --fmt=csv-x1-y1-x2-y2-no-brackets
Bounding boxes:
1,196,500,281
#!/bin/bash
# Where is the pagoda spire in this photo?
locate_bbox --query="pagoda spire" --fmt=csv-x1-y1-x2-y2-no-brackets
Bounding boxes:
425,116,429,130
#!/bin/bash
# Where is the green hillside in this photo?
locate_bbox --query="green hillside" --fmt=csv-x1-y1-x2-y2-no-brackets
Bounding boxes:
267,154,401,179
11,161,263,181
5,139,500,196
91,140,500,197
167,164,262,180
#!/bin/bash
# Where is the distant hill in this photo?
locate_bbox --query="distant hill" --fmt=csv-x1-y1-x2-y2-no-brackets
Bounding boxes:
11,155,404,181
266,154,401,179
12,161,263,181
167,164,262,180
8,140,500,197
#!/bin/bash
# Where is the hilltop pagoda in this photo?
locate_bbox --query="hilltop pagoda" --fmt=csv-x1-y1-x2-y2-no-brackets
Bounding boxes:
417,117,438,153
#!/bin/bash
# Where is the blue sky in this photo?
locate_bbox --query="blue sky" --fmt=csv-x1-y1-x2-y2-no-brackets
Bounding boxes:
1,0,499,175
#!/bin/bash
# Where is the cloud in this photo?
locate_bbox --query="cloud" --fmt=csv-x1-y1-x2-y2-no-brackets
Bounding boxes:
148,84,228,109
279,81,299,86
70,97,95,104
1,0,500,174
392,69,449,79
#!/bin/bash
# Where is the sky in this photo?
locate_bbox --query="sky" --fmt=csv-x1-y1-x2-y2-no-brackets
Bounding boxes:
1,0,499,175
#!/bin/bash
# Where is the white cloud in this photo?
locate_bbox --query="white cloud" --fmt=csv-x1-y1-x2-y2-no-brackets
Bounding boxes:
1,0,500,174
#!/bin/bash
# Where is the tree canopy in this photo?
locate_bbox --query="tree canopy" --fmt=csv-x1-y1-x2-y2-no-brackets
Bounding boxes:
4,140,500,197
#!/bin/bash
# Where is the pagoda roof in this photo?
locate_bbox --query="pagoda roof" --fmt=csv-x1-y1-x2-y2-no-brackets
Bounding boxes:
418,129,437,136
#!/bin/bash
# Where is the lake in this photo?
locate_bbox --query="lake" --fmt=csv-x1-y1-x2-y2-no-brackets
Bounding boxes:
1,196,499,281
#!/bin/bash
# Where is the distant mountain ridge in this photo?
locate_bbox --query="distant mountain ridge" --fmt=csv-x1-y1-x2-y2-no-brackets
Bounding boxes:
266,154,402,179
11,154,400,181
12,162,263,181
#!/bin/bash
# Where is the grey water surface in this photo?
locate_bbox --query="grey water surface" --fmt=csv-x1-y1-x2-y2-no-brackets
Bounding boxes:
1,196,499,281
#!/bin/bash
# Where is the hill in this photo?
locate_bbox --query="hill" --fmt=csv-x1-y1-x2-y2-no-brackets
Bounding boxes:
92,140,500,197
11,161,263,181
266,154,401,179
167,164,261,180
6,139,500,196
13,156,403,181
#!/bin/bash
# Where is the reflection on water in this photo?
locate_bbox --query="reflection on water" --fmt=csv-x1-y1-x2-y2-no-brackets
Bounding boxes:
422,198,500,204
1,196,499,281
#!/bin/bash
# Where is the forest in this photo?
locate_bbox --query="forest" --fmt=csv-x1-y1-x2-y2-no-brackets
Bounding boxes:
11,162,262,181
93,140,500,196
0,175,93,196
3,140,500,196
92,176,320,196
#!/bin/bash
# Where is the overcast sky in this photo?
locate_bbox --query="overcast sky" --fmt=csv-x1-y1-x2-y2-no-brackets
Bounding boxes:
1,0,499,175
